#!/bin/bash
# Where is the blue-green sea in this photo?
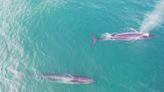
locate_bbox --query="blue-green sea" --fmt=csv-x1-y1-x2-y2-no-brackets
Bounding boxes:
0,0,164,92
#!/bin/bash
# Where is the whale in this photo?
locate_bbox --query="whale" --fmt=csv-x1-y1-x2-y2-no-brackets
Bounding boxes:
91,31,151,45
40,73,94,84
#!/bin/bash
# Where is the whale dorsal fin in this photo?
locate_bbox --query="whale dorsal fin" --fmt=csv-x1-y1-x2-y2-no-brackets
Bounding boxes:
129,28,137,32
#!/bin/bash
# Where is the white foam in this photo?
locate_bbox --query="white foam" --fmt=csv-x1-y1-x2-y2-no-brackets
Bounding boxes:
0,0,28,92
140,0,164,33
0,0,67,91
101,33,112,38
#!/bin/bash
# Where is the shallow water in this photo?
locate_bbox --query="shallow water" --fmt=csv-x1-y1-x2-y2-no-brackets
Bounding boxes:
0,0,164,92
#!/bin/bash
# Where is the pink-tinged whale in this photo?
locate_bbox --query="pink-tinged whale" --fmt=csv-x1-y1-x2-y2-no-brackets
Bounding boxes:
40,73,94,84
91,31,151,45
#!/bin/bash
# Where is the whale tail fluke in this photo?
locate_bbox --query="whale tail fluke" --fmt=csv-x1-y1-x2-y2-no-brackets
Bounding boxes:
91,33,97,46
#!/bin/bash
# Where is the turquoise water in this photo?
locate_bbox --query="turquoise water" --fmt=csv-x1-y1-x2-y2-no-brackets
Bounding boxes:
0,0,164,92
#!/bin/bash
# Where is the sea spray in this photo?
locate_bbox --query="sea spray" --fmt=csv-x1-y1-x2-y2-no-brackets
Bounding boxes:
140,0,164,33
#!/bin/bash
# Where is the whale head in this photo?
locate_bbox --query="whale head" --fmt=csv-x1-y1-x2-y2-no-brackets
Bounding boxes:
142,33,151,38
70,75,94,84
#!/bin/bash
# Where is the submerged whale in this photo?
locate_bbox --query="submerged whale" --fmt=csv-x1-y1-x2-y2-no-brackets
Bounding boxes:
91,31,151,45
40,73,94,84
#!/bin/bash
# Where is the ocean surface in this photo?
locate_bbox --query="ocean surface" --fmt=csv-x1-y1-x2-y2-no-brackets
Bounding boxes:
0,0,164,92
